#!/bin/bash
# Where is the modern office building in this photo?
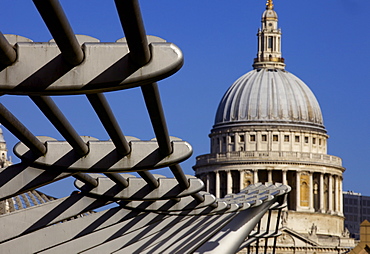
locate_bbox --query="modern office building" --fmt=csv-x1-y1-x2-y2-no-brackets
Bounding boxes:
194,0,356,253
343,191,370,240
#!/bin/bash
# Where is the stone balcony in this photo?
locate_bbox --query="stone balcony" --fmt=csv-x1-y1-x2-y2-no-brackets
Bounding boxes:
195,151,342,168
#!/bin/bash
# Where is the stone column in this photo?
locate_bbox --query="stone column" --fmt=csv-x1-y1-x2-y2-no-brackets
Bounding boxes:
227,170,232,194
225,135,229,153
239,170,245,191
328,174,333,213
206,173,210,192
334,175,339,214
319,173,324,213
215,171,220,198
309,173,314,212
253,169,259,184
267,169,273,183
296,171,301,210
282,170,287,185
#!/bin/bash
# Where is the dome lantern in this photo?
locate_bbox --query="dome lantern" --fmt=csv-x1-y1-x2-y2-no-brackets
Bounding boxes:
254,0,285,70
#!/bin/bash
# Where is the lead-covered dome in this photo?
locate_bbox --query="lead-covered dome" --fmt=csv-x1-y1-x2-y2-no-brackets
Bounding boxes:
214,68,325,132
213,0,326,133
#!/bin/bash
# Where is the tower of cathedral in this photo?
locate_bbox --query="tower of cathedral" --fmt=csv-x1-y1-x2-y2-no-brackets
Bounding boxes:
194,1,355,253
0,127,11,169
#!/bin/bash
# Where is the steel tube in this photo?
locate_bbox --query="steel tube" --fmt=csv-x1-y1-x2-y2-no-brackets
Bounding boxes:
86,93,130,156
105,173,129,188
114,0,150,66
30,96,89,157
170,164,190,189
74,173,98,188
0,103,46,156
141,83,172,155
138,171,159,189
264,209,272,254
33,0,84,66
272,209,282,254
0,103,97,189
0,32,16,67
192,192,205,203
114,0,193,196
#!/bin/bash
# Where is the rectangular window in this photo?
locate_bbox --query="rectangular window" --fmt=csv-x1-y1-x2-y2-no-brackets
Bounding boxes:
262,134,267,142
284,135,289,142
223,137,226,143
319,139,322,145
273,135,278,141
230,136,235,143
240,135,245,142
305,137,309,143
268,36,273,49
295,136,300,142
250,135,256,142
313,138,316,144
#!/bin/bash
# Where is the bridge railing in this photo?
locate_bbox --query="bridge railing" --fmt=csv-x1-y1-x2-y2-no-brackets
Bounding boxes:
0,1,290,253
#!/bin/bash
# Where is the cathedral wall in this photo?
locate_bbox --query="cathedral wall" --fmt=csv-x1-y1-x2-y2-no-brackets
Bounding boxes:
210,126,328,155
253,210,345,239
285,211,344,237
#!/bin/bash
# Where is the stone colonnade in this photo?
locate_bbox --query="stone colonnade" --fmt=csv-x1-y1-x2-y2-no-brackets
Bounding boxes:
198,169,343,215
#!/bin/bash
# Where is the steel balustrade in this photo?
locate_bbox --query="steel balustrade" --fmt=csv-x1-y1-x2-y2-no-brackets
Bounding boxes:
0,1,290,253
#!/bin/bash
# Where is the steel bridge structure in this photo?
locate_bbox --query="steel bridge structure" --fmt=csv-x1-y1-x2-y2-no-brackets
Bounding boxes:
0,1,290,253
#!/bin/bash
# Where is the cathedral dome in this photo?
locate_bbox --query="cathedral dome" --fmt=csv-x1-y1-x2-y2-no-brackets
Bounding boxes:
214,68,325,132
214,0,325,133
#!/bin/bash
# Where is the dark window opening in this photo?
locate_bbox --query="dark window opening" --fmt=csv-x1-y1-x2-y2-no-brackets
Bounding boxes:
262,135,267,142
273,135,278,141
268,36,273,49
240,135,245,142
284,135,289,142
250,135,256,142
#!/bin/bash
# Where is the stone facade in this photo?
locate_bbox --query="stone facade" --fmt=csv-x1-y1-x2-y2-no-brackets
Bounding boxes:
0,127,11,169
193,0,355,253
0,127,13,214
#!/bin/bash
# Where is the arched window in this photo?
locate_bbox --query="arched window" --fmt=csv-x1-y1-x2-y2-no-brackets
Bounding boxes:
300,181,309,207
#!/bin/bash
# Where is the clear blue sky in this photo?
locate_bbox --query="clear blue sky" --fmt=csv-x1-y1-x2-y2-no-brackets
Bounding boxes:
1,0,369,197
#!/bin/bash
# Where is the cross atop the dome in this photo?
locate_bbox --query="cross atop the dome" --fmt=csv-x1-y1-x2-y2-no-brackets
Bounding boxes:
266,0,274,10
